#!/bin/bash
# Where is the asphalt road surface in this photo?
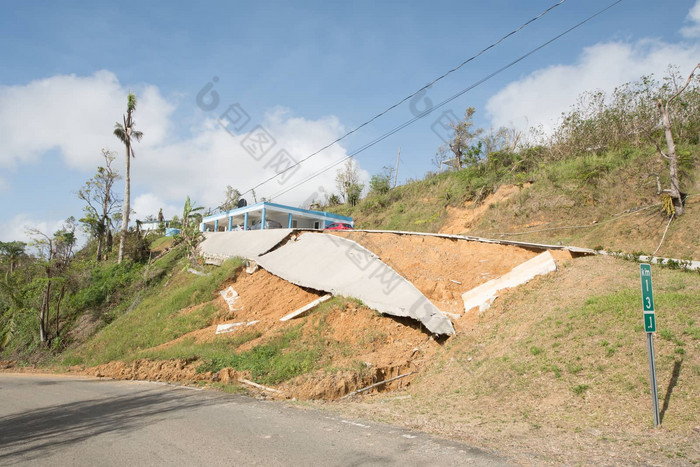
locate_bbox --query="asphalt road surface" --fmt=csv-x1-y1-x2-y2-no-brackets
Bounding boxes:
0,374,507,466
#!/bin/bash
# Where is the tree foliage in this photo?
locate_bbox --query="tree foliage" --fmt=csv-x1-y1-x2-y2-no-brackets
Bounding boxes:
544,65,700,215
26,218,77,345
218,185,241,212
78,148,121,261
336,159,364,206
0,241,27,278
177,196,204,266
438,107,484,169
368,166,393,196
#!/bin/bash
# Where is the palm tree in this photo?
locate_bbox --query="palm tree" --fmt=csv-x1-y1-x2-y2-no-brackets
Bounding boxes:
113,93,144,263
0,241,26,280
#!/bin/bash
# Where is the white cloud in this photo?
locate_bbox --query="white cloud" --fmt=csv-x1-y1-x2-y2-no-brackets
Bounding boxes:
486,39,700,135
0,70,174,170
0,214,71,244
681,0,700,38
0,71,363,227
131,193,180,220
128,107,363,210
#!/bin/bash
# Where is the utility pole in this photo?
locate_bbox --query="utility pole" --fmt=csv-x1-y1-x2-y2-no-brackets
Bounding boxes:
393,147,401,188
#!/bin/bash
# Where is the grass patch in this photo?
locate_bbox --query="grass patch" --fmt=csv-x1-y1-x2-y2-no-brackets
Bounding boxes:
140,332,262,362
684,326,700,340
65,255,244,366
196,326,321,385
149,236,173,251
542,363,562,378
571,384,591,396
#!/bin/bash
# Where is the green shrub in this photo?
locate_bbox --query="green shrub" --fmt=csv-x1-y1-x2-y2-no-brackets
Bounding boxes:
71,261,143,311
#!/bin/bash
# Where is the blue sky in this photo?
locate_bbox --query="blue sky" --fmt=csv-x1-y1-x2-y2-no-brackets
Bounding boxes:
1,0,699,242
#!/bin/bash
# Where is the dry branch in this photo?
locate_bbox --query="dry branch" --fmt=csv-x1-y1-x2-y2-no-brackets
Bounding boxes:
340,372,415,400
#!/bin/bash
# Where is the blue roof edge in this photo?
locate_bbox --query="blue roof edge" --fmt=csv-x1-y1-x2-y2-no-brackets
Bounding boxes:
201,201,353,223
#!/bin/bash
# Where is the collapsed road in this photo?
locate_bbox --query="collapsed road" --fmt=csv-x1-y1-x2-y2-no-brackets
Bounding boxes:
199,230,455,335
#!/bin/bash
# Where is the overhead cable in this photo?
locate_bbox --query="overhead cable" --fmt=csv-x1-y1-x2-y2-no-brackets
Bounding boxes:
268,0,624,201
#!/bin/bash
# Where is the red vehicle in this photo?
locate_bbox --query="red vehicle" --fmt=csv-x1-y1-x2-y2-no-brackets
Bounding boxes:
324,222,354,230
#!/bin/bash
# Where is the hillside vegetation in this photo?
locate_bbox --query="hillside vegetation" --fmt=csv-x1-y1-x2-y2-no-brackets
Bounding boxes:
332,144,700,258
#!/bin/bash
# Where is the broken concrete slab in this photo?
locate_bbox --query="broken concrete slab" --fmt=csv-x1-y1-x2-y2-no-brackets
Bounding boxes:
255,233,455,335
219,286,240,311
216,321,259,335
187,268,210,276
280,294,332,321
462,251,557,313
245,260,259,274
199,229,292,264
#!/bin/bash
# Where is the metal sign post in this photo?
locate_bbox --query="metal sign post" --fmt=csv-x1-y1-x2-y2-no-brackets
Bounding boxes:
640,264,660,427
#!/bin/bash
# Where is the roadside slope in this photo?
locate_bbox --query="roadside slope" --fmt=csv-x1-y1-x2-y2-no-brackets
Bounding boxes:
331,255,700,464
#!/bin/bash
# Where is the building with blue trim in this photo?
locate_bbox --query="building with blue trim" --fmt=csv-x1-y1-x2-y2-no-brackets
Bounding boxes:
200,201,353,232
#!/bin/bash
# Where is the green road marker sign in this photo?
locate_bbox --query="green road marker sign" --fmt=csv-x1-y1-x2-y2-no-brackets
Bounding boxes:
640,263,656,332
640,263,660,427
644,312,656,333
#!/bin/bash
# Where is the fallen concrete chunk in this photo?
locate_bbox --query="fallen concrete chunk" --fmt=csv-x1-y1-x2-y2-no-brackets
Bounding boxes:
462,251,557,313
199,229,292,263
442,311,461,320
216,320,259,334
280,294,332,321
216,322,244,334
187,268,210,276
219,286,240,311
245,260,259,274
255,233,455,335
238,378,283,395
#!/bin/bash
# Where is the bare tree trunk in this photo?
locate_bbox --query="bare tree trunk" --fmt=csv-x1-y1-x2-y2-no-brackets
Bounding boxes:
97,189,110,261
39,279,51,344
56,283,65,338
450,143,463,169
96,233,103,262
106,229,113,257
118,142,131,264
659,100,684,216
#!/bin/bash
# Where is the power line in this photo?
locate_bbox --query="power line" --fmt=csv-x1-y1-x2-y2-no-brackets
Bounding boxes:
268,0,624,201
240,0,569,198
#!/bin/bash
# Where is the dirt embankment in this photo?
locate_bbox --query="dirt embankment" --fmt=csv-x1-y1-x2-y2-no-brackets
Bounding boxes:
81,265,443,400
439,184,529,235
329,230,571,317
